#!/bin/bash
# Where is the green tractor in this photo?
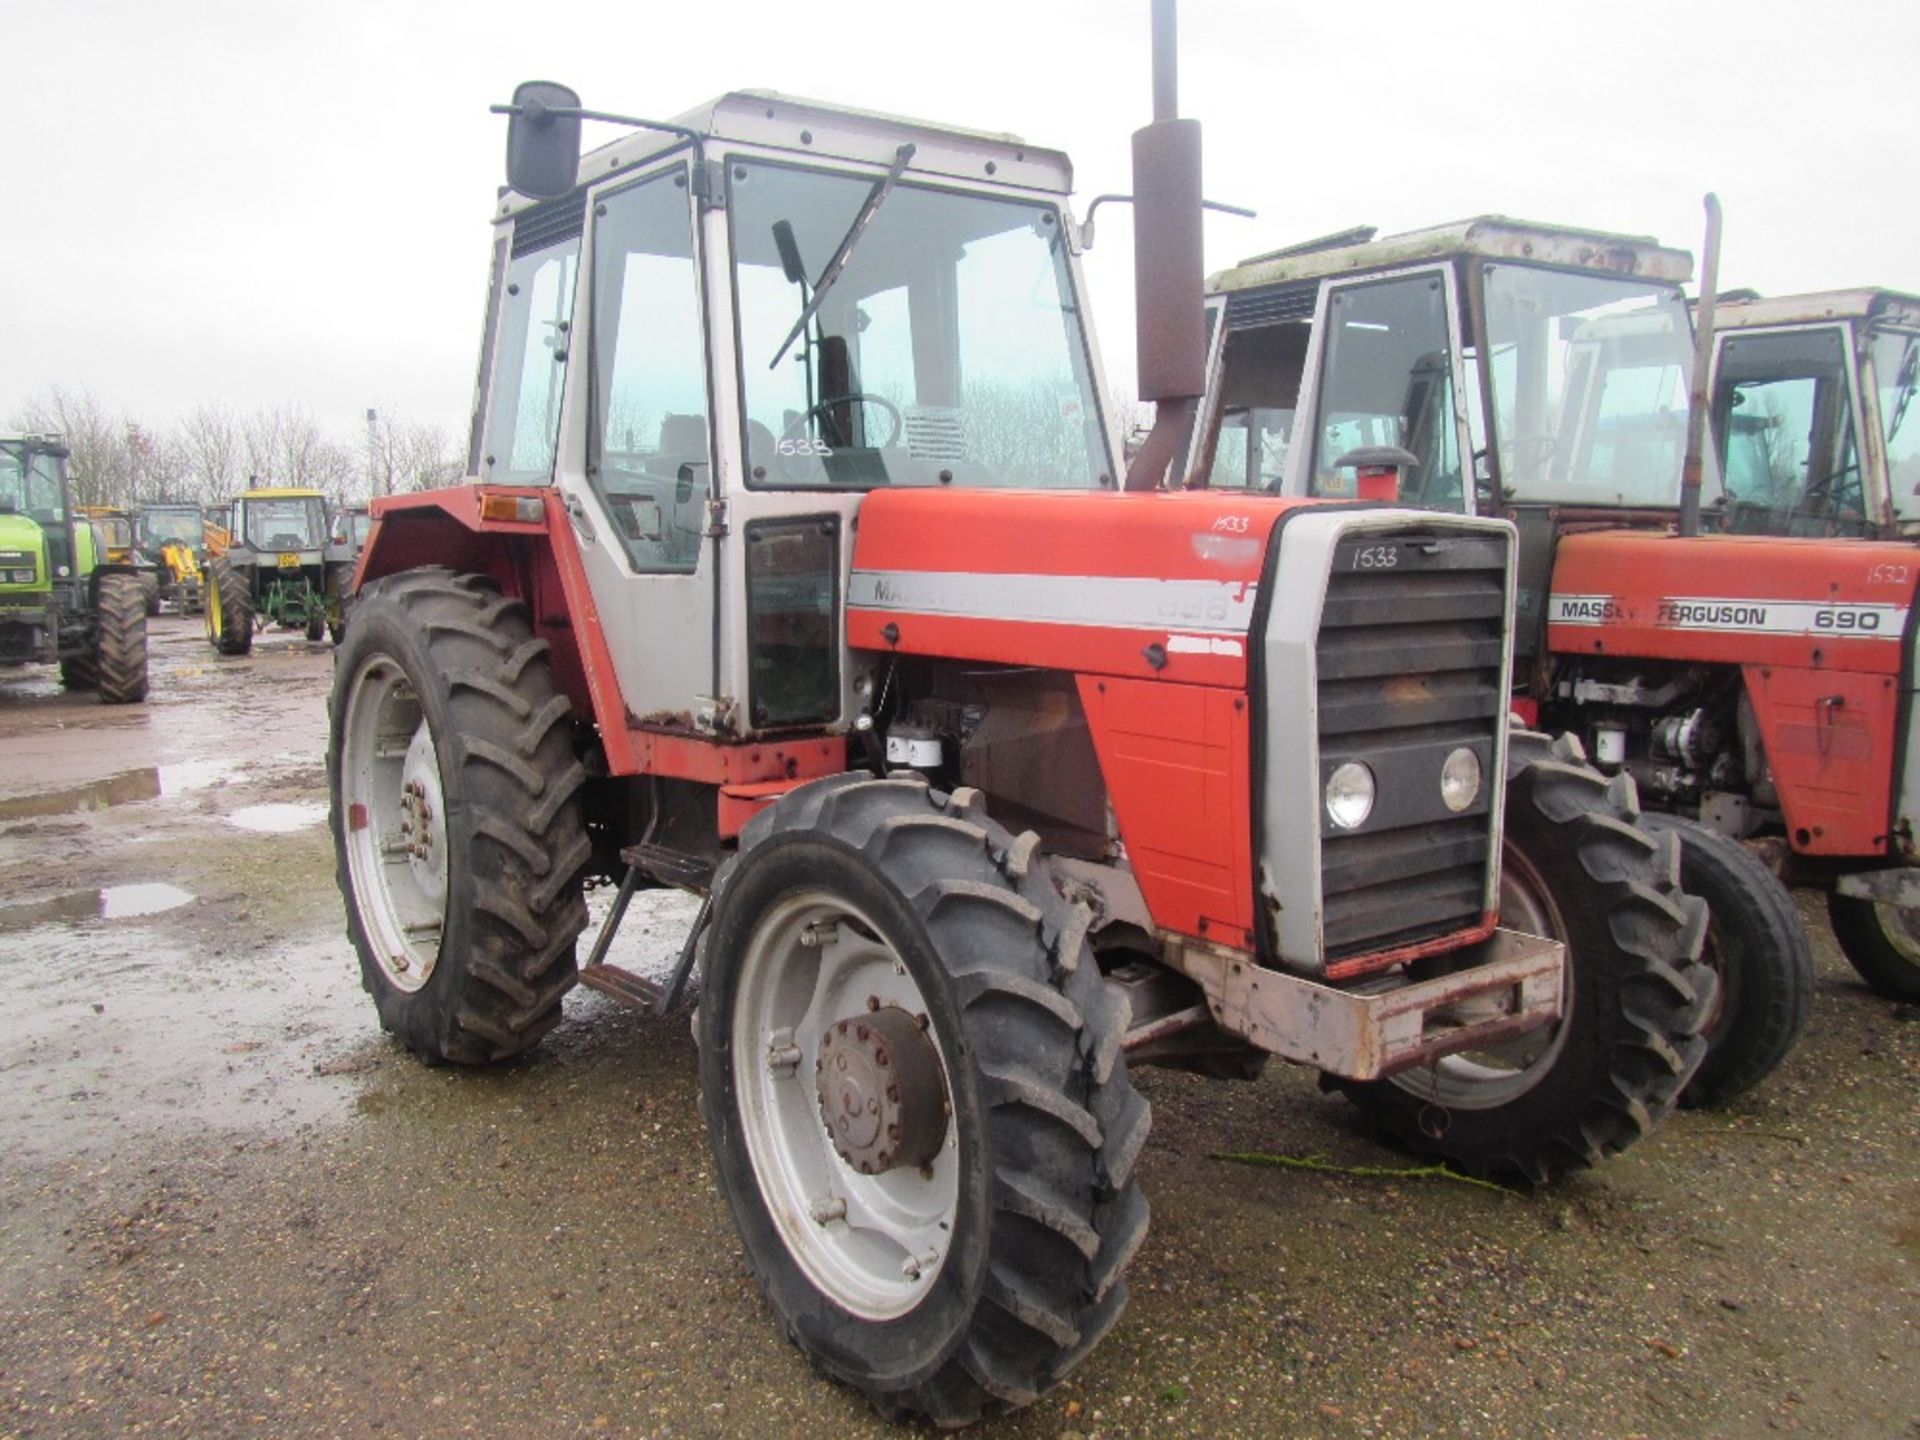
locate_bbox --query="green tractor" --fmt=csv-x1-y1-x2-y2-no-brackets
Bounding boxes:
0,434,150,703
204,486,352,653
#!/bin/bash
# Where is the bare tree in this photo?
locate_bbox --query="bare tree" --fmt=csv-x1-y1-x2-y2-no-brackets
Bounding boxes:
10,386,128,505
175,404,246,502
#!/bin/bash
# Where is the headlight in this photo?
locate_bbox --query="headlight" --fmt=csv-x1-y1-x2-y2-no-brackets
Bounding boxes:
1440,746,1482,813
1325,762,1376,830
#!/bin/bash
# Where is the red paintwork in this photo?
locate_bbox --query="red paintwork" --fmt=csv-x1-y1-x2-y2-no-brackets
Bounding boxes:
1548,531,1916,673
1741,665,1900,855
845,487,1302,689
1547,530,1918,857
1075,675,1255,946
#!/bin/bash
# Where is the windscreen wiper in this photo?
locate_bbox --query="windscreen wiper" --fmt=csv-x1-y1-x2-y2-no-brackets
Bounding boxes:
769,143,915,370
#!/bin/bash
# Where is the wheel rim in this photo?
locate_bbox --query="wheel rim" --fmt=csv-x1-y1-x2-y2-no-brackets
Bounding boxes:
1387,843,1574,1110
206,577,222,640
732,888,959,1321
339,655,448,992
1870,902,1920,963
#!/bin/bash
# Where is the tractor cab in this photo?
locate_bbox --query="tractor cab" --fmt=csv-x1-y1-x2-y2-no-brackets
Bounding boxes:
1193,217,1702,656
1706,288,1920,540
0,436,82,620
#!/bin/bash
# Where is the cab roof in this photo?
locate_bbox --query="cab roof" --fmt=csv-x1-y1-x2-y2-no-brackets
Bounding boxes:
239,487,327,500
495,89,1074,222
1210,216,1694,294
1708,288,1920,332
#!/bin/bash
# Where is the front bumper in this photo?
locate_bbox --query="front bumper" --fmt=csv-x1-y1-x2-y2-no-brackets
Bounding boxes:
1169,927,1565,1081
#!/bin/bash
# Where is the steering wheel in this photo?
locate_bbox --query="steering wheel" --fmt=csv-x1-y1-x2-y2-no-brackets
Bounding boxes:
777,393,905,479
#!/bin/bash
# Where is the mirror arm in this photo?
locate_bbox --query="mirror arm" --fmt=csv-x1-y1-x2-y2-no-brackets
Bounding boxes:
491,102,716,199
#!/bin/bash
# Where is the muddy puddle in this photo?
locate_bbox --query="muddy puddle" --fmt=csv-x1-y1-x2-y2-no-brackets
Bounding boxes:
0,882,195,932
0,759,235,822
227,801,327,833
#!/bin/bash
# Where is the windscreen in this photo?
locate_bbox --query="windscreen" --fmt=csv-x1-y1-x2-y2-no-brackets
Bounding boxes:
729,161,1110,490
141,508,203,547
1713,326,1864,536
1483,264,1700,506
0,445,67,522
245,498,327,551
1871,328,1920,521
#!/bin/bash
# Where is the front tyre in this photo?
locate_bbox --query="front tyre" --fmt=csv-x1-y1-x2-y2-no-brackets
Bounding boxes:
1336,731,1715,1184
699,775,1148,1426
328,567,590,1064
1638,814,1811,1106
1826,893,1920,1002
205,556,253,655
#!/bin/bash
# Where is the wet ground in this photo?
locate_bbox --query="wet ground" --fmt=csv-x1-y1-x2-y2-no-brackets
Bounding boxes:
0,617,1914,1439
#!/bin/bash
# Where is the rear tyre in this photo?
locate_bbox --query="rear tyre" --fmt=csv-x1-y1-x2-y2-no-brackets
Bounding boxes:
329,567,589,1063
94,573,150,704
304,606,326,643
205,556,253,656
699,774,1148,1426
141,573,161,616
1336,731,1715,1184
1638,814,1811,1106
1826,893,1920,1003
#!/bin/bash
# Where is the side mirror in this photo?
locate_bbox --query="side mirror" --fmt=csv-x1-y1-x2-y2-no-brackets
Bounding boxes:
504,80,583,200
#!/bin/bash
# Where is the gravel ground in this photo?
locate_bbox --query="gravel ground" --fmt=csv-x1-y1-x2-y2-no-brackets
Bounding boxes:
0,617,1914,1439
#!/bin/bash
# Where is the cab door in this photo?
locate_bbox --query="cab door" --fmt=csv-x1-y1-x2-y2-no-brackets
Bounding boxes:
1283,264,1473,513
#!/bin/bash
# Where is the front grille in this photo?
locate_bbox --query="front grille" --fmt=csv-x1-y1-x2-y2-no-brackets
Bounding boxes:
1316,529,1509,961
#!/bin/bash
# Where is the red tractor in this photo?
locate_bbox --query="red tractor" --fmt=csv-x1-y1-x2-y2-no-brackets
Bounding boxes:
329,22,1710,1423
1195,217,1920,1114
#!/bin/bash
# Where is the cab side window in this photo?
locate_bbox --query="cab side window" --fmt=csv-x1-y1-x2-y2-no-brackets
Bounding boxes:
482,210,581,484
589,166,710,574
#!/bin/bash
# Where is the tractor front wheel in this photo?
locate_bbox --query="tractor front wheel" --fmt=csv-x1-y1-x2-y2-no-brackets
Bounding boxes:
1335,732,1715,1184
205,556,253,655
1826,893,1920,1002
329,567,589,1063
94,573,149,704
1638,813,1811,1106
699,774,1148,1425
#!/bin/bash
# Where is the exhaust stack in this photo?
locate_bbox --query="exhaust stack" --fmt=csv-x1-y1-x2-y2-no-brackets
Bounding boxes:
1678,192,1723,538
1122,0,1207,491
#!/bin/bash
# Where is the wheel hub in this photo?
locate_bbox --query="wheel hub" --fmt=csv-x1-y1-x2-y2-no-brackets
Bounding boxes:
816,1006,947,1174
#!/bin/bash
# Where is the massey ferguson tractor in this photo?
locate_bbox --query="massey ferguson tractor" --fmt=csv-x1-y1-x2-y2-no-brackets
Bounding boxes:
328,13,1712,1423
1706,287,1920,541
1193,216,1920,1112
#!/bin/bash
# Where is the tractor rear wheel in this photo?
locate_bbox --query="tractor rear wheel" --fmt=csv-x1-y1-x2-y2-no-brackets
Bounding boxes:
205,556,253,655
1638,814,1811,1106
94,573,149,704
329,566,589,1063
1335,732,1714,1184
1826,894,1920,1002
141,572,161,616
699,774,1148,1426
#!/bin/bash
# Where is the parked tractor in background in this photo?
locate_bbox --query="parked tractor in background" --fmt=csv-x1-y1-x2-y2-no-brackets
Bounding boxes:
1705,288,1920,541
1195,215,1919,1106
205,486,352,652
132,501,208,614
326,12,1711,1422
0,435,150,703
77,504,161,615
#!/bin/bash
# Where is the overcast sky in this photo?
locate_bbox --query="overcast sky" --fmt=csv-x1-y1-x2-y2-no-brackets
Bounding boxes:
3,0,1914,442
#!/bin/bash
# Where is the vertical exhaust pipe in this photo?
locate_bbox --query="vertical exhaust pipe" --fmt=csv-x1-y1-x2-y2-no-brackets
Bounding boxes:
1122,0,1207,491
1678,192,1723,538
